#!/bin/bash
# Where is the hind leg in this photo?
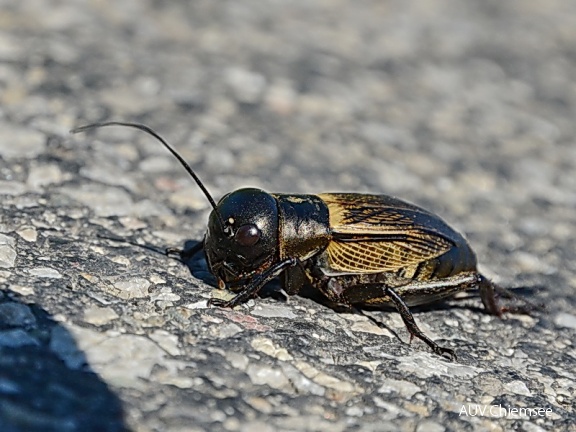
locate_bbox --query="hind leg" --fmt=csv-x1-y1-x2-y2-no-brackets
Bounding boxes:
478,274,543,316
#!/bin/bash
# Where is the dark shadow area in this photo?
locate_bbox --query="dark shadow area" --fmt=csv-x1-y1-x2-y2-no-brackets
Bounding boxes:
167,240,221,289
0,291,126,432
97,234,217,288
353,308,405,343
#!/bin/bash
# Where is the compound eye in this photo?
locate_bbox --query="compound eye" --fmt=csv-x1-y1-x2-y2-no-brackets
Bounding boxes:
234,224,261,247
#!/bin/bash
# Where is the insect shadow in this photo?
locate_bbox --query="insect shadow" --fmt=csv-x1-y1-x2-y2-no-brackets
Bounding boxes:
97,235,243,296
96,234,216,283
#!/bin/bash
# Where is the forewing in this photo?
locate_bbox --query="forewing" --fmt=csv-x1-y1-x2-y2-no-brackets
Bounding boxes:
319,193,454,273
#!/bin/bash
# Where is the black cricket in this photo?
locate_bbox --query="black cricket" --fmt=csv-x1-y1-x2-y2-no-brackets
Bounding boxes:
73,121,531,360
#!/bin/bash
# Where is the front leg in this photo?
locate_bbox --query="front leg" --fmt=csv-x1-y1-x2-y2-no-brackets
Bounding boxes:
208,258,299,308
165,241,204,262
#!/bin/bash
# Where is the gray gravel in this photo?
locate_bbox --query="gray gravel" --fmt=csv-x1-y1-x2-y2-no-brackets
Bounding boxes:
1,1,575,431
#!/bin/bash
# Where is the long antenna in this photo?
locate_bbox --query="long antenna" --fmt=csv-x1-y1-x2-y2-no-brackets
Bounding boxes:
71,121,225,227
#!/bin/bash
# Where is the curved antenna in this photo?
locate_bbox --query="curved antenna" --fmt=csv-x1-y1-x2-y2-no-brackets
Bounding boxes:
71,121,225,227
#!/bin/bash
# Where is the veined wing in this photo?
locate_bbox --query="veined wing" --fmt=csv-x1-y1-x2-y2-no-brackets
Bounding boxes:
318,193,457,273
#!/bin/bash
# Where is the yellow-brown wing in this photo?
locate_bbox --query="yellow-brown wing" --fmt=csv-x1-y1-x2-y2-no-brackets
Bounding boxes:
318,193,457,274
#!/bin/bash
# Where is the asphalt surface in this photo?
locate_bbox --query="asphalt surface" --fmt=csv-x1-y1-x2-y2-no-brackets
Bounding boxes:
1,1,575,431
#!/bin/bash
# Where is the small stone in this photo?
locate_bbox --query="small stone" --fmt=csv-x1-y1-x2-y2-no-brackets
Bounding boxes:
504,380,532,396
0,303,36,327
0,125,45,159
373,397,409,418
223,418,241,431
246,396,274,414
513,251,555,274
0,33,21,61
345,406,363,417
49,326,86,369
149,330,181,356
109,256,130,266
279,362,325,396
169,186,210,211
132,199,170,217
378,378,422,398
0,377,20,395
251,304,297,319
225,67,267,104
312,372,355,393
398,352,483,379
185,300,210,309
109,277,151,299
405,402,429,417
158,373,197,389
60,184,135,217
71,323,173,387
119,216,147,230
138,155,174,172
554,312,576,330
26,163,64,189
16,226,37,242
0,234,16,268
294,361,360,394
350,319,390,336
239,421,276,432
0,271,10,283
218,323,243,338
246,363,291,391
150,288,180,302
251,337,293,361
264,80,297,115
149,274,165,284
83,305,119,326
0,181,26,195
80,273,99,283
476,375,504,397
98,86,158,115
520,423,549,432
0,329,39,347
355,360,382,373
79,332,167,389
28,267,62,279
416,420,445,432
8,285,34,296
225,351,249,371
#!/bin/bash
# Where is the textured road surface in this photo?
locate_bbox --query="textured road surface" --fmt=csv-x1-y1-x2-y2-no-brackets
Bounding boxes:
1,1,575,431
